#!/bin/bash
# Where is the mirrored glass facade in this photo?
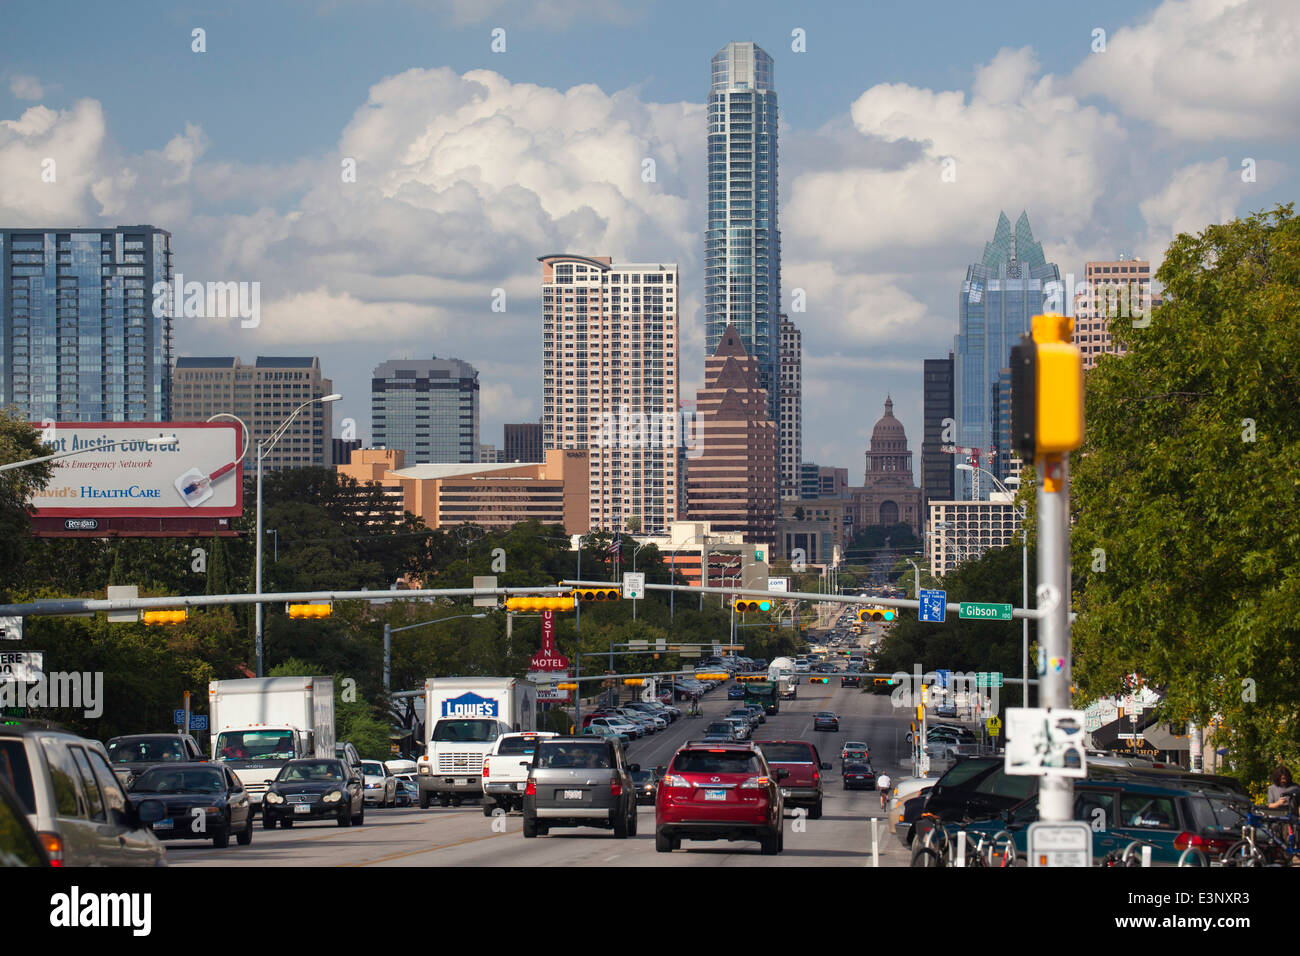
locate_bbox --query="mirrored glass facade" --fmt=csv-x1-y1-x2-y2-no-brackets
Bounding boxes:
372,357,480,464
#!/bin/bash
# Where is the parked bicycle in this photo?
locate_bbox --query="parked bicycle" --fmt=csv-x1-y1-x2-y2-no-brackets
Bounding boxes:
1221,810,1300,866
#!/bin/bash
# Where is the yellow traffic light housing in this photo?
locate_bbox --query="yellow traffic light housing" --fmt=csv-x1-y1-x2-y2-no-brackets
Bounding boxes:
286,603,332,619
734,598,772,613
858,606,896,623
573,588,621,602
695,673,730,681
623,678,644,686
1010,313,1084,465
504,594,575,612
141,609,188,626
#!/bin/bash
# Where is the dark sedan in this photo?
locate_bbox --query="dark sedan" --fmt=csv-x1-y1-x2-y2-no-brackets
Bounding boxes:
631,767,664,805
262,758,365,829
728,685,747,700
107,733,206,789
841,674,861,688
813,712,839,732
842,763,876,791
129,763,253,848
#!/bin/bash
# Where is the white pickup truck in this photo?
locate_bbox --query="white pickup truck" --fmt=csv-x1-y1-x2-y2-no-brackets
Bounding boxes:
480,731,557,816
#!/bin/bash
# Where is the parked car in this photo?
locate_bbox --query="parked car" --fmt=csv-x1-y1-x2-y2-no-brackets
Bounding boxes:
129,763,253,848
106,733,206,789
360,760,397,808
887,776,938,837
754,740,831,819
813,712,839,732
655,741,786,854
262,758,364,829
521,737,638,839
842,763,877,791
0,721,167,866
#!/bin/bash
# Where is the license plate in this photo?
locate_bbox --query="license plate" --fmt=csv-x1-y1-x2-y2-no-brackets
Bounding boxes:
704,789,727,801
152,818,174,830
455,778,469,787
563,789,583,800
294,804,312,814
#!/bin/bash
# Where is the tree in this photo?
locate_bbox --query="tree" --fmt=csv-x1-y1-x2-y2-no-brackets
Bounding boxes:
0,407,54,586
1071,204,1300,783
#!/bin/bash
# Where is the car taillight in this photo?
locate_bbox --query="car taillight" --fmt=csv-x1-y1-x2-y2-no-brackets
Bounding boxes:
525,778,536,796
39,831,64,867
610,780,623,797
741,776,769,789
482,759,490,778
1173,832,1206,850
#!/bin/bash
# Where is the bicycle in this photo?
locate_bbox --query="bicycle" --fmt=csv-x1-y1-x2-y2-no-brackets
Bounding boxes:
1221,810,1300,866
911,816,950,867
1102,838,1153,867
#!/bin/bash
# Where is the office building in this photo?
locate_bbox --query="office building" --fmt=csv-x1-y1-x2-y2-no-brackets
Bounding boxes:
778,314,802,499
503,421,543,462
922,355,955,509
1,225,173,421
540,254,679,534
799,463,848,501
371,357,479,464
171,356,333,470
331,438,362,466
706,42,781,423
954,211,1060,498
927,493,1023,577
687,323,777,546
1075,258,1162,369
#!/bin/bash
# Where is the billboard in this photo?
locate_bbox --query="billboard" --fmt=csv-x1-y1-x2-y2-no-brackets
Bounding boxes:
27,422,243,536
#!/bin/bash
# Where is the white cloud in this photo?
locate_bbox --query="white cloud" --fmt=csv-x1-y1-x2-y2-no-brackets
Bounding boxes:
9,74,44,101
1138,159,1246,245
0,100,112,221
1069,0,1300,140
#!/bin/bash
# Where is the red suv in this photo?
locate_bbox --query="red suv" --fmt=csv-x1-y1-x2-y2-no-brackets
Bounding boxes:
655,742,786,855
754,740,831,819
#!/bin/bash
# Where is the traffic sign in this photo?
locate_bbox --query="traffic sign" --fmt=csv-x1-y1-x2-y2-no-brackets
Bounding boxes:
976,671,1004,688
986,715,1002,737
0,651,43,681
622,572,645,600
0,617,21,641
1028,821,1093,867
173,710,208,730
918,589,946,623
959,602,1013,621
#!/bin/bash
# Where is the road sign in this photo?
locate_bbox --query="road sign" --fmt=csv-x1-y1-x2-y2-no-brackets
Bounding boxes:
768,577,789,593
959,602,1013,621
472,575,498,608
622,572,645,599
918,589,946,623
0,651,43,682
1028,821,1093,867
986,715,1002,737
173,710,209,730
107,586,140,623
529,611,569,671
936,669,951,688
0,617,22,641
974,671,1003,688
1005,707,1087,778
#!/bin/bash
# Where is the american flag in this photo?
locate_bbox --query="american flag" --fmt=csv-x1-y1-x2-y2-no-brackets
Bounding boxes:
606,534,622,555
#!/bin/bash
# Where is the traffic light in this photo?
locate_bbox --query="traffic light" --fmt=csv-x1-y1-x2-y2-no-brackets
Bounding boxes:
810,677,829,684
573,587,621,602
286,603,332,619
858,606,896,623
504,594,575,612
873,677,897,687
735,599,772,613
623,678,645,686
141,609,188,626
1009,313,1084,466
696,673,730,681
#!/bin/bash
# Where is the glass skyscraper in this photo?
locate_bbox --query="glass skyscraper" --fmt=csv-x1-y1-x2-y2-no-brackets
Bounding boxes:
372,357,480,464
706,42,781,422
953,211,1059,499
1,225,173,422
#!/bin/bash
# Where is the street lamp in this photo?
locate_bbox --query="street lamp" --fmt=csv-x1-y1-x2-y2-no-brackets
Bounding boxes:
384,612,487,696
668,533,709,626
958,462,1030,706
256,392,342,677
631,541,648,621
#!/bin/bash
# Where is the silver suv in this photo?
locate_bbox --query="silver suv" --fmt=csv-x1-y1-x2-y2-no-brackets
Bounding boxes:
0,722,167,866
521,737,638,839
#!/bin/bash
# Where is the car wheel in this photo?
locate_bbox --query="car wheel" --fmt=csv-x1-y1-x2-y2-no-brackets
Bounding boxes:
810,799,823,820
418,789,431,809
523,814,538,838
439,795,452,808
759,832,780,855
353,802,364,826
483,800,496,818
628,805,638,837
213,826,230,849
237,813,253,846
613,807,629,839
262,814,277,830
655,828,673,853
338,807,351,827
778,827,785,853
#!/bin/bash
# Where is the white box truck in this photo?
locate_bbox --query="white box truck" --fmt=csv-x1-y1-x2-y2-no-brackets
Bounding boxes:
769,657,798,700
416,677,536,809
209,676,335,805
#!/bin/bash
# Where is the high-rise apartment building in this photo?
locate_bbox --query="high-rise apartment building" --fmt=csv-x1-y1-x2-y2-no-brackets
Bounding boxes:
171,356,333,470
1,225,173,422
1074,258,1162,369
539,254,679,535
778,314,802,499
371,357,479,464
954,211,1060,499
687,323,777,546
706,42,781,423
922,355,955,509
503,421,543,462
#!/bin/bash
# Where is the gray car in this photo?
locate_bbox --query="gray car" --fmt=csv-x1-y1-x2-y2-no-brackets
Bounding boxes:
521,737,638,839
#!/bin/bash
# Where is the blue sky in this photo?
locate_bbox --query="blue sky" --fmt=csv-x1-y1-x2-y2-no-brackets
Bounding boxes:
2,0,1296,472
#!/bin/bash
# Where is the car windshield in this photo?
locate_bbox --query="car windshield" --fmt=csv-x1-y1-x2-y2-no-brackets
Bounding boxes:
706,723,733,735
216,730,295,760
278,761,343,782
108,738,187,763
631,771,654,784
674,751,762,776
432,719,498,742
756,743,813,763
535,743,612,769
361,763,384,776
131,768,224,793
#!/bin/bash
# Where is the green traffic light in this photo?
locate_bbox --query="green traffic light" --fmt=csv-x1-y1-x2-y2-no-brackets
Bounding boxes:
760,600,771,612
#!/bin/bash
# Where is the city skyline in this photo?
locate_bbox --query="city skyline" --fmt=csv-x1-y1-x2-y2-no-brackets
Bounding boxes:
1,0,1293,475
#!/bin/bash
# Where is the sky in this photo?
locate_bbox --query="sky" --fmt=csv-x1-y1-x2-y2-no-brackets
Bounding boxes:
2,0,1297,474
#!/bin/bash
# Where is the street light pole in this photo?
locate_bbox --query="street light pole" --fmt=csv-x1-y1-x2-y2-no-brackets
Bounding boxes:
384,612,487,696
